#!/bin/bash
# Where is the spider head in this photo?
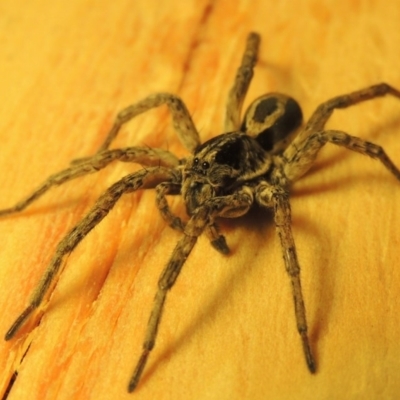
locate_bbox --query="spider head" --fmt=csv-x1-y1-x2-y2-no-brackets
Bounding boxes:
182,132,270,214
241,93,303,154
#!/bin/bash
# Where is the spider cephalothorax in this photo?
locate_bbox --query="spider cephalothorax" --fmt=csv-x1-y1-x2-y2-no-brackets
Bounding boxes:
183,132,270,213
2,32,400,393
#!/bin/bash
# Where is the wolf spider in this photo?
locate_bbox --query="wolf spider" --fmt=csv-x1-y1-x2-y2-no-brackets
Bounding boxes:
2,32,400,392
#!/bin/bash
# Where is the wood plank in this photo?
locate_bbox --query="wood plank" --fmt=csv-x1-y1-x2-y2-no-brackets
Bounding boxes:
1,0,400,399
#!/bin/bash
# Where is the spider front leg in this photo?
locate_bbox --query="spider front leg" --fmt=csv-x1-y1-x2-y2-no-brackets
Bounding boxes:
128,187,253,392
97,93,201,154
256,183,316,373
155,182,230,254
4,167,176,341
0,147,178,217
155,181,185,231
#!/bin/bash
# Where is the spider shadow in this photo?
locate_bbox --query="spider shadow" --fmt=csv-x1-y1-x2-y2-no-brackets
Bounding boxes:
137,204,330,388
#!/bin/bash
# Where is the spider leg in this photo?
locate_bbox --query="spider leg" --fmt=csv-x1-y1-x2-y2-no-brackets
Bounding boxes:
0,147,178,217
201,187,255,254
224,32,260,132
97,93,201,154
283,129,400,182
4,166,176,341
201,186,255,254
255,183,316,373
155,181,185,231
204,219,230,255
284,83,400,181
155,182,230,254
70,145,179,167
128,187,253,392
304,83,400,133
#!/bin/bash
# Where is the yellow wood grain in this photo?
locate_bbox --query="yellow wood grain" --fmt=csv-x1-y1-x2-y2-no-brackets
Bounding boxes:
1,1,400,399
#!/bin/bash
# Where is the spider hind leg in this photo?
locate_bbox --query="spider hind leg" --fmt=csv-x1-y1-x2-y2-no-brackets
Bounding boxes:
283,83,400,182
283,129,400,182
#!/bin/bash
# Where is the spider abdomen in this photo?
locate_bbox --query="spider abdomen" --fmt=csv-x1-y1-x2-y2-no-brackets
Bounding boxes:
241,93,303,154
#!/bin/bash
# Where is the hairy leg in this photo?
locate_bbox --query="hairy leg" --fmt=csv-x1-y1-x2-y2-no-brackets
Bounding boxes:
155,182,230,254
155,182,184,231
128,187,253,392
4,167,176,341
0,147,179,217
255,183,316,373
303,83,400,134
224,32,260,132
97,93,201,154
284,83,400,180
283,129,400,182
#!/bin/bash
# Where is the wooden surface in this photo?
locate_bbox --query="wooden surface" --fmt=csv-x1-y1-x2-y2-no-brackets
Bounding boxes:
1,1,400,399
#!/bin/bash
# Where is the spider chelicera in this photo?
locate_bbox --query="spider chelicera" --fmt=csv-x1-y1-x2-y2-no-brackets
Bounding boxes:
2,32,400,392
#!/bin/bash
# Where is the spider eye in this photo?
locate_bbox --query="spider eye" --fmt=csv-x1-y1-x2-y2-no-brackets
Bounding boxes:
202,161,210,169
194,157,199,165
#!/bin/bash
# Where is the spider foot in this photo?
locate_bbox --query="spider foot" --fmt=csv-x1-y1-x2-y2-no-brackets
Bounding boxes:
301,332,316,373
128,350,149,392
5,303,36,340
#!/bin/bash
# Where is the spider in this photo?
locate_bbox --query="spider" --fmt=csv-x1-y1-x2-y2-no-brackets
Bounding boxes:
2,32,400,393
